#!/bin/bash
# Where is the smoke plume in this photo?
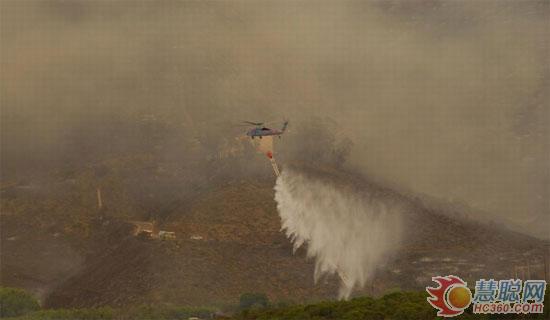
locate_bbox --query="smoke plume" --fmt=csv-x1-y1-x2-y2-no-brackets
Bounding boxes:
2,1,548,229
274,167,403,299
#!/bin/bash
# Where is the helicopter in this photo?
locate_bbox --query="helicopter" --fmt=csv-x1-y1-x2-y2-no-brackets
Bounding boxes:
243,120,289,139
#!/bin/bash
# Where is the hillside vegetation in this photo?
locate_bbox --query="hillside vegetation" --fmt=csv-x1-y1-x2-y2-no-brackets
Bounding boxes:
3,287,548,320
1,118,547,309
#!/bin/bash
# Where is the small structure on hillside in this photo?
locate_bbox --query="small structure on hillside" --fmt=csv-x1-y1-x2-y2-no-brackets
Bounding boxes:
159,230,176,241
130,221,158,238
129,221,176,240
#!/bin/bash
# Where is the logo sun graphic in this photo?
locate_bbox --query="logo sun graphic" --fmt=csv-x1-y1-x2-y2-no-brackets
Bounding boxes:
426,275,472,317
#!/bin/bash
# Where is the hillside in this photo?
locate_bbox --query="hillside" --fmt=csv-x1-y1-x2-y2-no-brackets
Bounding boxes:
1,162,548,309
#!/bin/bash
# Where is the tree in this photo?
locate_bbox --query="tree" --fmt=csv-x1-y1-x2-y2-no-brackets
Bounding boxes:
239,292,269,310
0,287,40,318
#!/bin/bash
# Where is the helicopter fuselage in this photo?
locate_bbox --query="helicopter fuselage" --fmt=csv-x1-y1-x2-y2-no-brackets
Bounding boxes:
246,127,283,138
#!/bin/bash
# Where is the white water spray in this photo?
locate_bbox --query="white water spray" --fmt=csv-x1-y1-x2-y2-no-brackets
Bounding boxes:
274,168,403,299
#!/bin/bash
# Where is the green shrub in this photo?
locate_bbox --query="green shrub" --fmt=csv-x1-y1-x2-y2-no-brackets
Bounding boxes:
239,293,269,310
234,291,550,320
117,305,215,320
14,307,114,320
0,287,40,318
234,291,437,320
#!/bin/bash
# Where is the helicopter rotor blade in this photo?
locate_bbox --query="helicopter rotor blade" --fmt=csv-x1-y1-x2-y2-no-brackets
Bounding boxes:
242,121,264,126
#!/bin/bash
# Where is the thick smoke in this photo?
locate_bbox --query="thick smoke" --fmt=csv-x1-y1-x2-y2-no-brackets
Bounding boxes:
274,168,403,299
1,1,548,237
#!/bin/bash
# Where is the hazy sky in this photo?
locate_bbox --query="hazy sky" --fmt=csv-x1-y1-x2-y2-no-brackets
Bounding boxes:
1,1,549,224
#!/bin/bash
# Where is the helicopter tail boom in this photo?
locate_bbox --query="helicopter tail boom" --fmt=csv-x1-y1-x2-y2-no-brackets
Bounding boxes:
281,120,289,132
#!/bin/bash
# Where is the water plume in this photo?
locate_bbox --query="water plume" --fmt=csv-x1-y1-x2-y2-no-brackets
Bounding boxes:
274,167,403,299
